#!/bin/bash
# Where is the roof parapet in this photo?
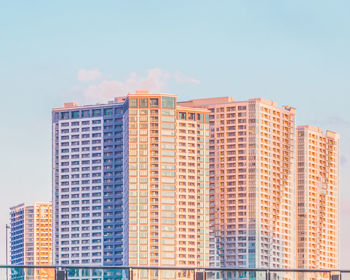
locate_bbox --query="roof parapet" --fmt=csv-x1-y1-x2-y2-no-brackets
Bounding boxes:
64,102,78,108
178,97,234,107
135,90,149,94
249,98,277,107
297,125,340,139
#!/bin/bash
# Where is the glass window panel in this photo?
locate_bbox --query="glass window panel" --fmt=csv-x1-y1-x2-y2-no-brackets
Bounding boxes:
82,110,90,117
92,109,101,117
162,109,175,116
150,98,159,107
104,108,112,116
162,96,175,109
61,112,69,119
129,98,137,108
139,98,148,108
71,111,79,119
197,113,204,122
179,112,186,120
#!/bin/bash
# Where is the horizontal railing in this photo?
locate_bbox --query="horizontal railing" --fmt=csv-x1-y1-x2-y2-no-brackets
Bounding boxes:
1,265,348,280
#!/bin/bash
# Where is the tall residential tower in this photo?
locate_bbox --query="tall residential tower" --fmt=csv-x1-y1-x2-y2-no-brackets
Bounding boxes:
10,202,52,279
127,92,210,270
52,97,128,266
179,97,297,269
296,126,339,271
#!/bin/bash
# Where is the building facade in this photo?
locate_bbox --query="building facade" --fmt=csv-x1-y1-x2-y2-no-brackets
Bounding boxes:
179,97,297,269
52,92,340,276
296,126,339,271
52,91,210,273
10,202,52,279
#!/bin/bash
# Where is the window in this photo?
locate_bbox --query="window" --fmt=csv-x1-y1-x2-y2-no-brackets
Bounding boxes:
179,112,186,120
71,111,79,119
139,98,148,108
197,113,204,122
92,109,101,117
61,112,69,119
104,108,112,116
150,98,159,107
129,98,137,108
82,110,90,118
162,96,175,109
162,123,175,129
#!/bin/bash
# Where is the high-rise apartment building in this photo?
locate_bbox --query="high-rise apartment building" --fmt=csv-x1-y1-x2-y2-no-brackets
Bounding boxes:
10,202,52,279
52,91,210,272
296,126,339,271
52,97,128,266
10,204,29,266
179,97,296,269
127,92,210,270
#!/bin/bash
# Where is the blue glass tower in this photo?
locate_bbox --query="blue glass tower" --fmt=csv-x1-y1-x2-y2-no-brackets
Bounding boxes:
10,204,25,265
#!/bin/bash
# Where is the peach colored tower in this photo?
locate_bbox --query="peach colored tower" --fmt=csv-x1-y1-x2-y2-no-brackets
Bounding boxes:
33,203,53,266
127,91,210,278
179,97,296,269
296,126,339,273
10,202,53,279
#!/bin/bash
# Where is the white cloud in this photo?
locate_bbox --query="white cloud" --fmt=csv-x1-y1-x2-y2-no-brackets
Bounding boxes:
174,71,200,84
77,68,200,103
77,69,102,82
83,68,171,103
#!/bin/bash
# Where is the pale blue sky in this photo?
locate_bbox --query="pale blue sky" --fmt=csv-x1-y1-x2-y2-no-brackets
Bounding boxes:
1,0,350,267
